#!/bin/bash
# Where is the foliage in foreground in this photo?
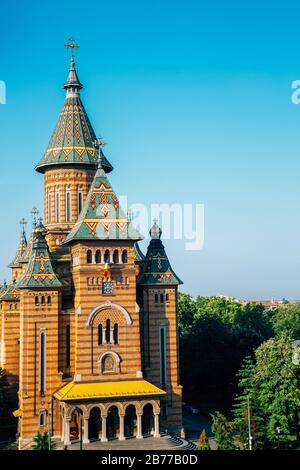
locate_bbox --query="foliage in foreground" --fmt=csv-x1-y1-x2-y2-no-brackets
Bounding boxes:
31,431,56,450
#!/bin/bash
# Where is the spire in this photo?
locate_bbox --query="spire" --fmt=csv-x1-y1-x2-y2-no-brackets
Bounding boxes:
8,218,28,268
17,219,62,289
138,221,183,286
21,207,39,264
63,160,142,244
35,40,113,174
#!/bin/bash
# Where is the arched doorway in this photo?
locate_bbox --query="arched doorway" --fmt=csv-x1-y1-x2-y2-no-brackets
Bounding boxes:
124,405,137,438
88,407,101,441
106,406,119,440
142,403,154,436
70,408,82,440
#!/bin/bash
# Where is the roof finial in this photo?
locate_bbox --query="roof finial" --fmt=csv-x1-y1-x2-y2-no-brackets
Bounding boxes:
30,207,39,227
150,219,162,239
94,137,106,171
65,37,80,58
19,218,27,235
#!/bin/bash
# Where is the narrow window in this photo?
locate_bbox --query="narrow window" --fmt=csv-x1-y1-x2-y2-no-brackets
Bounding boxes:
39,410,46,427
104,249,110,263
56,191,60,223
87,250,92,264
35,296,39,305
121,249,128,263
39,330,46,395
160,327,167,388
105,319,111,343
160,293,164,303
166,293,169,302
113,249,119,264
66,325,70,367
41,296,45,305
113,323,118,344
98,324,103,345
9,304,12,310
77,190,83,216
95,250,101,264
48,193,52,224
155,293,158,303
66,191,71,222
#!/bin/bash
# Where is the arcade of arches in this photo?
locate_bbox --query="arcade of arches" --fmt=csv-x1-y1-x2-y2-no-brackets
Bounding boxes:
60,400,160,445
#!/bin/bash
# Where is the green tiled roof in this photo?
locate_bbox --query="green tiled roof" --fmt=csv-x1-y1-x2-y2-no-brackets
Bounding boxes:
63,165,143,243
138,221,183,286
17,222,62,289
0,282,20,301
35,56,113,174
134,242,145,262
8,229,27,268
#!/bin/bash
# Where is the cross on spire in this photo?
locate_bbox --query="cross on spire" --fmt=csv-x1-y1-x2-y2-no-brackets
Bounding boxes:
94,137,106,169
65,37,80,57
19,218,27,234
31,207,39,226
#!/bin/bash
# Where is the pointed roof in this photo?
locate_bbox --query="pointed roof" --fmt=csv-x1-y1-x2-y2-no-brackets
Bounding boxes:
138,221,183,286
8,221,27,268
134,242,145,262
35,55,113,174
17,221,62,289
63,162,143,244
0,280,20,302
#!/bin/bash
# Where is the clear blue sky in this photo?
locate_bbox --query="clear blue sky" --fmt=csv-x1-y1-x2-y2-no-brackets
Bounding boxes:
1,0,300,300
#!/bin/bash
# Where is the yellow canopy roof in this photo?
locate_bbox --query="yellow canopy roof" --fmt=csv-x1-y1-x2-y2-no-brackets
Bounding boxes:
54,379,166,401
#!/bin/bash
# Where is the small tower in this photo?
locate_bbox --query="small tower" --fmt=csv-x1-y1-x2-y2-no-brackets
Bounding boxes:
8,218,27,281
17,220,62,446
138,220,183,433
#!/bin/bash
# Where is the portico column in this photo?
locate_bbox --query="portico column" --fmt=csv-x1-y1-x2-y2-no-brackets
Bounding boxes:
61,413,65,442
64,418,71,446
102,329,107,344
119,413,125,440
83,416,89,444
136,413,143,439
154,412,160,438
101,414,108,442
110,328,114,344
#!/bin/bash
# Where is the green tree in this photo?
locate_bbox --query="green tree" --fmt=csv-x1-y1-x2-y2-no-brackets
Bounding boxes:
211,411,236,450
271,303,300,340
31,431,56,450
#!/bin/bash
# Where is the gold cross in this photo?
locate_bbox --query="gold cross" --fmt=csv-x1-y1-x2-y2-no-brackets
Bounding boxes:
65,37,80,57
31,207,39,225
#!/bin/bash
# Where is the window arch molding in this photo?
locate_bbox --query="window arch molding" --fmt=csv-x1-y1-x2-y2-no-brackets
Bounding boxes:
98,351,121,374
86,301,132,327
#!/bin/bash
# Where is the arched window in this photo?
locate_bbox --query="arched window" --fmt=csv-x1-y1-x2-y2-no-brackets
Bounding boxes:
87,249,92,264
104,250,110,263
98,324,103,345
39,330,46,395
9,304,12,310
35,296,39,305
47,296,51,304
121,249,128,263
66,191,71,222
160,293,164,303
41,296,45,305
39,410,46,427
48,193,52,224
166,293,169,302
95,250,101,264
56,191,60,223
113,323,118,344
105,319,111,343
77,190,83,216
113,249,119,264
155,294,158,303
66,325,70,367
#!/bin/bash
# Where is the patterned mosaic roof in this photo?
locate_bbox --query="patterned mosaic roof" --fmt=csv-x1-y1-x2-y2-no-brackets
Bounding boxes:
0,281,20,301
63,165,143,243
8,229,27,268
35,56,113,174
17,222,62,289
138,221,183,286
134,242,145,262
21,223,36,264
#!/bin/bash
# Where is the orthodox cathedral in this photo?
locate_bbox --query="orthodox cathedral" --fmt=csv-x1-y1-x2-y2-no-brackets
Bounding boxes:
0,44,183,449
